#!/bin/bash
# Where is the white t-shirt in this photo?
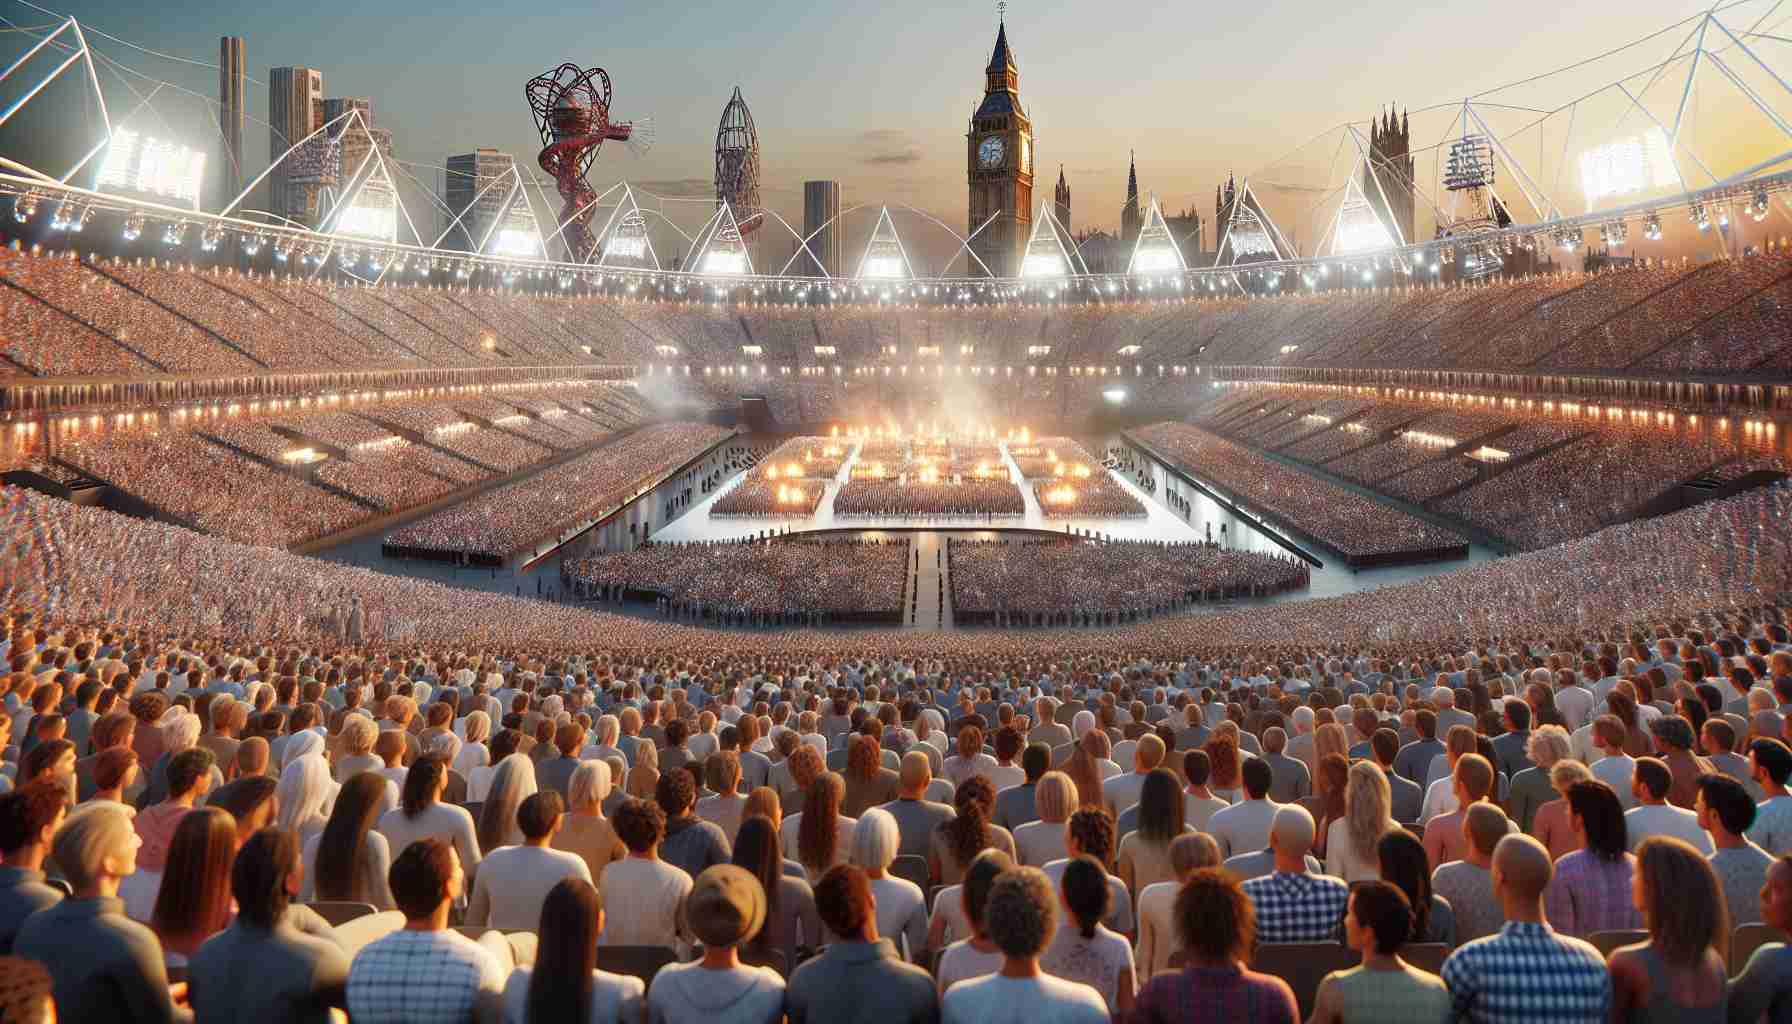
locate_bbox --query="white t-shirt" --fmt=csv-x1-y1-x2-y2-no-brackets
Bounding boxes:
942,972,1109,1024
936,939,1003,993
1040,923,1136,1013
1625,803,1715,854
1040,859,1134,934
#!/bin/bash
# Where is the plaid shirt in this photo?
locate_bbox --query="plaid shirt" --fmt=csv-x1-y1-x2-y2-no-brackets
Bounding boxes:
1238,870,1349,943
1440,921,1611,1024
346,928,504,1024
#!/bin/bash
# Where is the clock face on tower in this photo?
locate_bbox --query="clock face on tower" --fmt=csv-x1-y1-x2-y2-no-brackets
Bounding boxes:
978,136,1006,169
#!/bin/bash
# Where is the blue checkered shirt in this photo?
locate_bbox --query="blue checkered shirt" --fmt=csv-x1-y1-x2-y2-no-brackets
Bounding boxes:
1238,870,1349,943
1439,920,1611,1024
346,928,504,1024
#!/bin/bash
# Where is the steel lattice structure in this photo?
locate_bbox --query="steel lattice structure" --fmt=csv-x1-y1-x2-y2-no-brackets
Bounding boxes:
714,86,761,235
525,63,634,261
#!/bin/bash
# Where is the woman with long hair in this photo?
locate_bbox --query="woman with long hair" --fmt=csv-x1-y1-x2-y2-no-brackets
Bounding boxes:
467,728,521,802
1326,761,1394,883
733,813,819,971
274,754,332,845
1117,768,1188,900
504,877,645,1023
552,760,627,883
931,775,1014,885
841,733,898,819
377,752,481,879
150,806,237,962
943,724,996,789
850,808,929,961
1532,759,1595,861
1303,753,1350,861
1608,837,1729,1022
1014,772,1076,867
305,771,394,909
784,772,855,882
1545,780,1643,937
1064,731,1116,809
1204,732,1242,803
1041,855,1136,1017
477,752,538,854
454,710,491,778
1508,726,1573,834
1377,829,1455,945
1313,723,1350,772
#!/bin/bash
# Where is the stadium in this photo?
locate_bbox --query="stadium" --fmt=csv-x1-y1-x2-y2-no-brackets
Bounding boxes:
1,0,1792,1021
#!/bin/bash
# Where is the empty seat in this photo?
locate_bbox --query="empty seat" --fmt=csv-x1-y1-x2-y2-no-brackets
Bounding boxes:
1731,923,1789,976
1248,942,1358,1019
890,854,930,891
597,945,679,990
305,901,378,927
1587,930,1648,960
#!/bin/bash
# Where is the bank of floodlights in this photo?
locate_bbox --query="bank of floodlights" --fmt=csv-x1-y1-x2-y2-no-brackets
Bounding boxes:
1444,135,1495,192
1643,212,1663,240
1752,189,1772,222
1691,201,1712,232
162,220,187,247
11,192,36,223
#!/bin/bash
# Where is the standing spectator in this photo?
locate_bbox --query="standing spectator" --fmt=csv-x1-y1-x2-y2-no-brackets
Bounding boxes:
657,768,730,880
552,761,628,884
849,808,928,961
1439,834,1611,1024
0,783,64,954
646,865,784,1024
786,864,939,1024
467,791,591,931
1545,780,1643,938
188,827,350,1023
1239,805,1349,943
1207,758,1279,858
1627,758,1714,854
1040,855,1136,1017
1326,761,1395,883
1131,867,1298,1024
934,849,1012,995
1696,773,1773,928
941,867,1106,1024
1136,833,1221,978
306,772,395,910
1379,829,1456,945
501,877,644,1024
598,799,691,950
1727,854,1792,1019
1607,837,1729,1020
345,837,504,1024
13,802,191,1023
1432,803,1512,943
1309,881,1450,1024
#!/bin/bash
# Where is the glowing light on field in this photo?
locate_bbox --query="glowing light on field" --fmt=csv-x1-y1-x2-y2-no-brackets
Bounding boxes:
703,251,747,275
1045,485,1077,505
490,228,541,258
1579,128,1678,203
861,256,905,279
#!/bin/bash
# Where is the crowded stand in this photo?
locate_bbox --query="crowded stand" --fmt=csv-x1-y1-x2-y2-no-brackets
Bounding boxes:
709,477,825,518
753,437,853,480
1033,471,1148,519
384,423,731,560
949,537,1309,625
1133,422,1467,562
360,403,554,474
834,479,1026,518
3,475,1792,1020
566,537,911,622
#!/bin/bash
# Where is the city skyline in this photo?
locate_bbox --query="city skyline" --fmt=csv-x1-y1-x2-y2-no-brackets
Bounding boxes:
0,0,1774,269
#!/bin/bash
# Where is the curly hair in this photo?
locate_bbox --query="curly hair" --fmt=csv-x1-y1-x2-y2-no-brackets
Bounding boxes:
984,866,1056,958
1066,807,1116,865
612,797,666,854
1174,868,1255,964
846,734,882,783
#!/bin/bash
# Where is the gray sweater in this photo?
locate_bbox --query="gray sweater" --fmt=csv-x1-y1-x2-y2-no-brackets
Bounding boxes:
14,895,192,1023
188,920,350,1024
0,865,62,954
786,938,940,1024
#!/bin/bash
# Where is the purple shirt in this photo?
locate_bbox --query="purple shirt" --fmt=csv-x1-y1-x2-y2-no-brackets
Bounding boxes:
1543,849,1641,937
1133,964,1298,1024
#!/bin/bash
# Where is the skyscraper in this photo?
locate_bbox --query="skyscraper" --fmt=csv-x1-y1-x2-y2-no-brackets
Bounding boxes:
802,180,841,278
268,66,327,227
322,97,393,185
1120,151,1141,244
216,36,245,213
444,149,517,253
1365,106,1415,245
1054,165,1071,236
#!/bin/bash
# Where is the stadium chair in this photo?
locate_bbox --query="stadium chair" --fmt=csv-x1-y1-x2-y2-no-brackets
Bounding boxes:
334,911,405,955
1587,930,1648,960
890,854,930,891
926,884,944,913
1248,942,1357,1019
305,901,377,927
453,925,489,941
1730,923,1789,976
1401,942,1450,974
597,945,679,990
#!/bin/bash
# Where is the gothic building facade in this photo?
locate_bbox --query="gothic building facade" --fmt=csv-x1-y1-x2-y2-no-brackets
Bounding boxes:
1365,106,1416,245
965,20,1033,277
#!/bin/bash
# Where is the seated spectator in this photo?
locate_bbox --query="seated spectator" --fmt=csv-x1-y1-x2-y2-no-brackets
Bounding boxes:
1136,833,1221,977
0,783,65,954
992,742,1050,832
657,768,730,880
1309,880,1450,1024
1378,829,1456,945
1696,773,1773,928
1118,769,1190,898
941,866,1106,1024
935,849,1013,994
125,747,215,922
1325,761,1395,883
1423,751,1495,869
1748,738,1792,855
1532,760,1595,861
847,808,927,961
554,760,628,883
13,802,190,1023
150,807,237,962
1101,733,1164,821
345,837,503,1023
1607,837,1728,1021
305,772,394,909
732,814,820,975
1440,834,1611,1024
1041,855,1136,1016
467,791,591,931
1206,757,1279,858
785,864,939,1024
1728,853,1792,1019
1042,809,1135,936
1507,725,1572,833
1179,750,1232,832
697,752,749,843
1014,771,1074,867
476,753,537,855
501,876,644,1024
646,865,784,1024
784,773,855,883
535,722,584,802
598,798,691,950
377,754,481,883
1132,867,1298,1024
1434,802,1514,943
942,725,997,791
188,827,350,1023
1627,757,1714,853
209,773,278,846
1239,805,1350,943
931,776,1015,885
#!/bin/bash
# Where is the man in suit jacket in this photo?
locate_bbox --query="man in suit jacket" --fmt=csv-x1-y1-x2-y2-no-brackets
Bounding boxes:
1372,729,1424,823
1285,706,1317,781
1433,686,1476,737
1260,728,1311,804
1392,709,1444,785
1488,702,1535,782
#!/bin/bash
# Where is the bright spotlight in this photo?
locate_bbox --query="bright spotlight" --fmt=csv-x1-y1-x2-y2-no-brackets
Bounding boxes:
1102,387,1128,404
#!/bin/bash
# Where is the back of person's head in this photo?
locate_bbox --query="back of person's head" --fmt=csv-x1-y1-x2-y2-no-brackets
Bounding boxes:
898,749,931,792
1059,855,1110,940
1696,773,1757,836
1350,879,1414,955
1633,757,1672,801
388,837,456,920
1453,753,1494,802
1066,808,1116,865
0,782,63,858
815,864,875,941
1376,829,1435,938
1270,805,1317,857
568,760,612,813
1018,741,1049,782
530,877,602,1024
985,867,1056,959
232,827,300,929
1414,709,1437,739
1174,868,1254,965
1182,749,1211,787
962,849,1014,935
166,747,214,801
655,766,696,818
1240,756,1272,800
518,790,564,842
1463,803,1508,858
401,753,447,817
1169,832,1222,876
1370,728,1399,766
613,798,666,855
152,806,236,944
849,807,899,872
1567,780,1628,860
555,722,584,758
1635,836,1728,965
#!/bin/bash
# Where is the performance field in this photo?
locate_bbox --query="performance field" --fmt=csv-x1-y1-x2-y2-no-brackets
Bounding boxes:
8,1,1792,1021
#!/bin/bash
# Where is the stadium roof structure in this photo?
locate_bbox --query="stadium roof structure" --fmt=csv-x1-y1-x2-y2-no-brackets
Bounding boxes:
1020,201,1085,279
1127,197,1188,275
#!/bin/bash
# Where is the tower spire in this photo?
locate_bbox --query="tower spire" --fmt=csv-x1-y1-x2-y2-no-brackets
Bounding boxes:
1126,150,1137,202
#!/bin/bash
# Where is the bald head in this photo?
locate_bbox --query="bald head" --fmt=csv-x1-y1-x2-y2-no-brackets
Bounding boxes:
899,750,932,794
1492,832,1553,905
1269,805,1316,858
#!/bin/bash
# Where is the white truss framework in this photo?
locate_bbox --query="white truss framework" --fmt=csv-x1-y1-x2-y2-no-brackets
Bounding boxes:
592,183,661,271
1020,200,1086,278
1212,178,1297,267
1127,197,1187,275
855,206,915,281
0,17,111,186
685,200,755,277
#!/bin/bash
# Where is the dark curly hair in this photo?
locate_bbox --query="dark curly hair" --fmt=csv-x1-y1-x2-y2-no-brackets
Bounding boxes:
1066,807,1116,866
1174,868,1255,964
612,797,666,854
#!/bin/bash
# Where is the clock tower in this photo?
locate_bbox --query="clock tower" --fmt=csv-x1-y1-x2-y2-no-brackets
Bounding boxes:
966,17,1032,278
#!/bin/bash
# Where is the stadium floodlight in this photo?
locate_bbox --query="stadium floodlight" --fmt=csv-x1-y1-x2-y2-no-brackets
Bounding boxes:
1102,387,1128,404
603,235,646,259
860,256,905,280
335,202,397,242
242,232,264,256
489,227,541,258
97,129,207,210
1752,189,1771,222
11,192,36,223
199,227,221,252
703,250,747,275
1443,135,1495,192
161,221,187,247
1578,128,1677,204
1022,253,1064,278
1690,201,1711,232
1643,212,1663,240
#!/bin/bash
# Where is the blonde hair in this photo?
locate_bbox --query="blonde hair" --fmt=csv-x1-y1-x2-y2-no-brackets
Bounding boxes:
1035,771,1076,824
1343,761,1395,864
338,714,377,757
568,760,611,812
52,802,136,890
1549,758,1593,795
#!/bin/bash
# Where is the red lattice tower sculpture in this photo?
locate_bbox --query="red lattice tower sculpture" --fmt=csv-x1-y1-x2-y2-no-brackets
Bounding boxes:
526,63,634,261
